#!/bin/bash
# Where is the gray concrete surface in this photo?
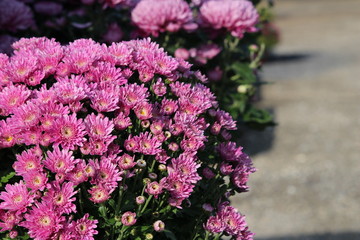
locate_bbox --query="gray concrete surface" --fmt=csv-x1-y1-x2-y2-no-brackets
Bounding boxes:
233,0,360,239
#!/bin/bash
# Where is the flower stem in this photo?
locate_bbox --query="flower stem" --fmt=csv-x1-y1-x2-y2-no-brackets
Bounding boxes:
140,195,153,214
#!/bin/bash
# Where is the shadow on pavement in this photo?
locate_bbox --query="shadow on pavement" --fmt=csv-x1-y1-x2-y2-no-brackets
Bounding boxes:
265,53,312,63
257,232,360,240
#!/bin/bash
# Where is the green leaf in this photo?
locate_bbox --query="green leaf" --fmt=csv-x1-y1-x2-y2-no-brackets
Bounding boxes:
164,229,177,240
0,172,15,188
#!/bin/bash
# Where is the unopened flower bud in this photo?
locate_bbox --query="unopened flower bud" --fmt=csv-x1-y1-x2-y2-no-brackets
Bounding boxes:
153,220,165,232
121,211,137,226
168,142,179,151
202,167,215,179
141,120,150,128
164,131,171,139
249,44,259,52
158,164,167,171
145,233,153,240
137,159,147,168
143,178,151,184
202,203,214,212
136,196,145,205
149,172,157,180
9,230,18,239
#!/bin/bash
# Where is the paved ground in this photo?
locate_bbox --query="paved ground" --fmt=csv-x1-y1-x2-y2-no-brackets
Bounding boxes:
232,0,360,239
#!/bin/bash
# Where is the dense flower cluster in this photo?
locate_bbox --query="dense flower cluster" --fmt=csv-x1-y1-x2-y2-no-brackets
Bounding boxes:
0,0,275,128
0,37,255,239
131,0,258,38
131,0,197,37
199,0,259,38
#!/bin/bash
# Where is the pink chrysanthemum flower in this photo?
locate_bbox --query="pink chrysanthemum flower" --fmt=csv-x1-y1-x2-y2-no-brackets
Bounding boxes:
90,156,122,193
0,181,34,214
20,201,65,240
152,78,167,96
11,101,40,129
199,0,259,38
0,209,22,232
145,181,163,198
0,120,19,148
89,84,121,112
160,98,178,115
71,213,98,240
23,171,48,191
204,216,225,233
42,182,77,214
62,39,103,74
135,132,162,155
167,154,201,184
52,113,86,150
66,159,88,185
113,112,132,130
119,83,149,108
84,113,115,141
216,142,243,162
43,146,78,174
53,75,89,104
132,0,196,37
88,185,110,203
134,102,153,120
218,205,246,236
13,149,42,176
104,42,133,66
118,153,136,170
0,84,31,115
121,211,137,226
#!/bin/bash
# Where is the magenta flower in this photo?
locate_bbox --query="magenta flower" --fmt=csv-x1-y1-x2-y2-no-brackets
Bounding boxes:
0,181,34,214
121,211,137,226
42,182,77,214
23,171,48,191
52,113,86,150
199,0,259,38
153,220,165,232
204,216,225,233
72,213,98,240
88,185,110,204
131,0,196,37
145,181,163,198
0,210,22,232
13,149,42,176
43,146,78,174
20,201,65,240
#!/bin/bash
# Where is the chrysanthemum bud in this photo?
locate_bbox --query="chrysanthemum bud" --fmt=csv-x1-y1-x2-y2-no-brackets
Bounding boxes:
136,196,145,205
141,120,150,128
136,159,147,168
143,178,151,184
148,172,157,180
121,211,137,226
158,164,167,171
145,233,153,240
153,220,165,232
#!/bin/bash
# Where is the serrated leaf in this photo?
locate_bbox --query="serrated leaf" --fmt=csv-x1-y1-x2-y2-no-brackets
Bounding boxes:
0,172,15,188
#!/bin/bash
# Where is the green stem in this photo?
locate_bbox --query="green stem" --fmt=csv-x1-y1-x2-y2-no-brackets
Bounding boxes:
149,158,156,172
204,231,210,240
140,195,153,214
117,225,126,240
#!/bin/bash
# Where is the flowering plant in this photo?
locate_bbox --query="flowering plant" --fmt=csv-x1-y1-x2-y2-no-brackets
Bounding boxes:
0,0,275,129
0,37,255,240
